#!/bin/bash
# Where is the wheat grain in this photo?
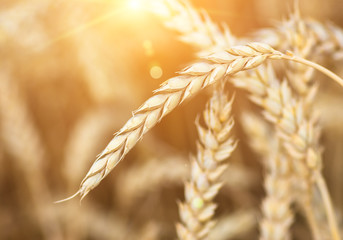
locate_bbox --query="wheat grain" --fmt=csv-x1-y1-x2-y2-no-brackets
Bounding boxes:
176,84,236,239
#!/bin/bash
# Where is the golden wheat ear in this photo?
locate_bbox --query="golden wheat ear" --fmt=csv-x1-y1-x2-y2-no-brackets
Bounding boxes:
67,43,343,202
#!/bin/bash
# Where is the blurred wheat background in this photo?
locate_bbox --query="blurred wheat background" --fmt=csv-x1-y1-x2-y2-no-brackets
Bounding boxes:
1,0,343,239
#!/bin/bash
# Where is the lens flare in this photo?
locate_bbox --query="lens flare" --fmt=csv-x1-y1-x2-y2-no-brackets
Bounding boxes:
150,65,163,79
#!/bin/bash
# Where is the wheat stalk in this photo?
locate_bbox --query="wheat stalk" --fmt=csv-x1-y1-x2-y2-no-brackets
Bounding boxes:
57,42,343,202
176,84,236,239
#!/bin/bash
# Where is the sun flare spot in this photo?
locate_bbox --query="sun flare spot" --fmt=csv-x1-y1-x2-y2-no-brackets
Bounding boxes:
150,65,163,79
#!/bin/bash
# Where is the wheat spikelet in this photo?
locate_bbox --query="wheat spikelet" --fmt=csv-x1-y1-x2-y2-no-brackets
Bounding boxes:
0,69,63,240
176,84,237,240
60,42,343,201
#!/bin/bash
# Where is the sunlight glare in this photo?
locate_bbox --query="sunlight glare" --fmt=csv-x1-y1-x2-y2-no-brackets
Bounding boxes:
128,0,141,10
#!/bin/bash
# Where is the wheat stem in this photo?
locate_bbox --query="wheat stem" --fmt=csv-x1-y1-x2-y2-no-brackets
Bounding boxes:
316,172,341,240
282,53,343,87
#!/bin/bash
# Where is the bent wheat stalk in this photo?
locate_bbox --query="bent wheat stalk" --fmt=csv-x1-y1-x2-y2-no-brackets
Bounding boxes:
176,84,236,239
58,43,343,202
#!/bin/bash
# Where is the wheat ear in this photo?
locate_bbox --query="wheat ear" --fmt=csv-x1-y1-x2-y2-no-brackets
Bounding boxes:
233,65,341,239
176,83,236,240
260,148,293,240
57,43,343,201
282,11,323,239
241,112,293,240
284,10,340,240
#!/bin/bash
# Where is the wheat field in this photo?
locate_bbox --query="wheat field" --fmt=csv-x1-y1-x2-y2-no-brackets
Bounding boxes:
1,0,343,239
